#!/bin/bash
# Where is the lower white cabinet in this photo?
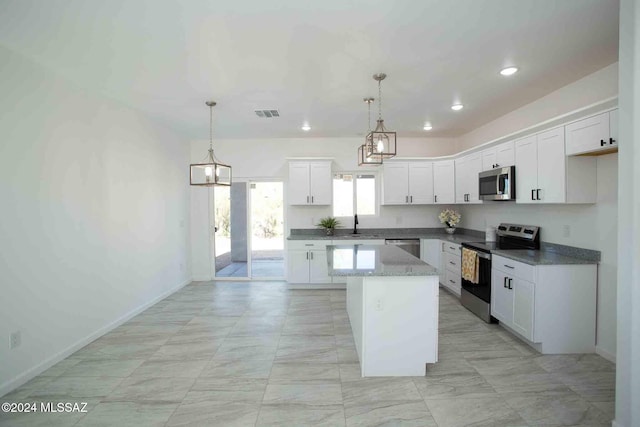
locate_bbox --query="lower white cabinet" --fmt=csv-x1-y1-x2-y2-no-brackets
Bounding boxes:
491,255,597,354
287,240,332,284
440,241,461,296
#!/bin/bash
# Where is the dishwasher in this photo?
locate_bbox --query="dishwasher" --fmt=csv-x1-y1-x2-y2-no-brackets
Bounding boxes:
385,239,420,258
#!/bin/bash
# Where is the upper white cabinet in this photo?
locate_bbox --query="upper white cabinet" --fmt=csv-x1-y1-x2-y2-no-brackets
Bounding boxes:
455,152,483,204
433,160,455,204
482,141,515,171
382,161,434,205
515,127,596,204
288,161,332,205
565,109,618,156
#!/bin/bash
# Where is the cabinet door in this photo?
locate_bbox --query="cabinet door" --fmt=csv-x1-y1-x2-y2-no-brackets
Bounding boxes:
309,249,331,283
512,278,535,341
309,162,332,205
491,269,513,325
565,112,609,155
433,160,455,204
289,163,310,205
382,162,409,205
482,148,497,171
454,157,467,203
287,250,310,283
609,109,618,148
536,127,566,203
495,141,515,168
515,135,538,204
466,152,483,203
420,239,441,270
407,162,434,204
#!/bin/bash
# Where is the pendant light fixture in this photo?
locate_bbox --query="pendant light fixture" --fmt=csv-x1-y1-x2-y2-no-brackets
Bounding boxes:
359,97,383,166
190,101,232,186
365,73,396,158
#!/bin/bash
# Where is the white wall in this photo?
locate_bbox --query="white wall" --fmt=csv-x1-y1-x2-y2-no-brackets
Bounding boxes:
459,153,618,359
615,1,639,426
458,63,619,151
0,46,191,395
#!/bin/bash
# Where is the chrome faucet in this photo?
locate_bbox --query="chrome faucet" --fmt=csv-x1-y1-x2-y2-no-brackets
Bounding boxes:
353,214,359,234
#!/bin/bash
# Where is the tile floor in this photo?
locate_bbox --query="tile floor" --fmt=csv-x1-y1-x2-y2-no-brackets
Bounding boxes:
0,281,615,426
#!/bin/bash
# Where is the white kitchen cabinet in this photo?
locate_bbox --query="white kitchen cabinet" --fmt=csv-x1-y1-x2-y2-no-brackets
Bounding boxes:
287,240,332,284
288,161,332,205
565,109,618,156
491,254,597,354
382,161,433,205
482,141,515,171
433,160,455,204
455,152,483,204
440,241,461,296
515,127,596,204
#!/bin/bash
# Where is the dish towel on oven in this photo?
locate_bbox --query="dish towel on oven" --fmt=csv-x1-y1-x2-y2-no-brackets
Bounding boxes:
461,248,479,284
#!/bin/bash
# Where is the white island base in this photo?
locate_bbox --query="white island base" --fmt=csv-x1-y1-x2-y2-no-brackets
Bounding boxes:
346,275,439,377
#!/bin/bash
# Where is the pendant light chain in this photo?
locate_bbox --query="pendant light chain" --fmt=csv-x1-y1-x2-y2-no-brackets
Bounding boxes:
368,98,372,132
378,79,383,121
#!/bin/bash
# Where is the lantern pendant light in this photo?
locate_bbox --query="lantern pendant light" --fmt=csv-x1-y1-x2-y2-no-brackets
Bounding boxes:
190,101,232,186
365,73,396,158
359,97,383,166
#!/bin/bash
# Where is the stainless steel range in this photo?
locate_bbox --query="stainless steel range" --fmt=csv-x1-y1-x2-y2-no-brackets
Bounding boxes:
460,223,540,323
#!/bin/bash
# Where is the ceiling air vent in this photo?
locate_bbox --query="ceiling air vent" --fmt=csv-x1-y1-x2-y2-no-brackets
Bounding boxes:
255,109,280,118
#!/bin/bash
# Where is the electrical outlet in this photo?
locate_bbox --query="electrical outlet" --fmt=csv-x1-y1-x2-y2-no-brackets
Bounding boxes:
10,331,21,349
563,225,571,238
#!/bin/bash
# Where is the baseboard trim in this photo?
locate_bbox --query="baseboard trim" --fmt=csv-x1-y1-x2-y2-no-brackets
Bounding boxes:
611,420,621,427
596,345,616,363
0,277,192,397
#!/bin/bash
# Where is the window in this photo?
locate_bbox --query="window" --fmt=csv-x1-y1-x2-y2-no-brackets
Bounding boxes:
333,173,376,217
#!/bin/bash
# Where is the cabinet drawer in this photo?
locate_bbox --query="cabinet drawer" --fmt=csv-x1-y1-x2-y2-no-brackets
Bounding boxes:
444,252,461,272
493,255,535,282
445,269,461,292
443,242,461,256
288,240,331,250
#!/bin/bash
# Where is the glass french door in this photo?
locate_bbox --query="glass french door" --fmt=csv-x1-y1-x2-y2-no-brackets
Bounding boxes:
212,181,284,279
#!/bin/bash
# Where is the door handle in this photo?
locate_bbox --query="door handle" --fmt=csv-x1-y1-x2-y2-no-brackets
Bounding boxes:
536,189,541,200
610,138,616,145
504,277,507,288
508,278,513,290
531,189,535,201
600,139,606,147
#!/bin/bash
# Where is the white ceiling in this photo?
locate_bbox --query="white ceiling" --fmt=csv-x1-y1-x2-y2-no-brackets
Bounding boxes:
0,0,619,139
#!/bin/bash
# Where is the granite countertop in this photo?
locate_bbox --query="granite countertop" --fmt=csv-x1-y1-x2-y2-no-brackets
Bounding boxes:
491,249,597,266
326,244,439,277
289,228,599,266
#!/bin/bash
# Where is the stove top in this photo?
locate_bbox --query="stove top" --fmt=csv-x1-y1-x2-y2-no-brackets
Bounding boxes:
463,223,541,253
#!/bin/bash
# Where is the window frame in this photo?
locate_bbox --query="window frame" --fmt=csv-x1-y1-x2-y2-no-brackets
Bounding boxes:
332,171,379,218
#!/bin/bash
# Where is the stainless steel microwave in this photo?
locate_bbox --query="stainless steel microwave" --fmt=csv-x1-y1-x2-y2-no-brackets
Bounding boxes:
479,166,516,201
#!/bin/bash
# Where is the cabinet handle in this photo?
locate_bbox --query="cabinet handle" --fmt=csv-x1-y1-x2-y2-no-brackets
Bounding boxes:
504,277,508,288
306,252,309,260
434,195,438,203
310,252,313,260
449,246,455,250
410,195,413,203
306,196,309,203
449,261,456,265
601,139,606,147
531,189,535,201
311,196,314,203
508,278,513,290
536,189,541,200
449,280,455,284
610,138,616,145
495,163,499,168
504,264,514,269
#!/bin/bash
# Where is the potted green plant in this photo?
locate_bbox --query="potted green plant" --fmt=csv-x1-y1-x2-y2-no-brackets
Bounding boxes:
317,217,340,236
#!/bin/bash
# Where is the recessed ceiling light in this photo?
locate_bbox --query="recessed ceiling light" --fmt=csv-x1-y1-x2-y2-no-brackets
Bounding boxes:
301,123,311,131
500,66,519,76
423,123,433,131
451,104,463,111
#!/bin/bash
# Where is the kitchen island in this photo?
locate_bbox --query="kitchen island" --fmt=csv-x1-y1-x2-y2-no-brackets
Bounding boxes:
327,244,439,377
